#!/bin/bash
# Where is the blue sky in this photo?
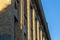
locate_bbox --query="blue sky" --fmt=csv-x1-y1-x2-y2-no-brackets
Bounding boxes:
41,0,60,40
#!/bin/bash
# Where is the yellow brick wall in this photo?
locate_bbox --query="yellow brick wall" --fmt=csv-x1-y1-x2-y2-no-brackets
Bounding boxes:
0,0,11,11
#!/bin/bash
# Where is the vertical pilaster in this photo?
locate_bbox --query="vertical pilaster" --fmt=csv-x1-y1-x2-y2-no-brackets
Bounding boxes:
43,36,45,40
43,32,46,40
20,0,24,29
37,20,39,40
32,8,36,40
19,0,24,40
40,27,43,40
27,0,31,40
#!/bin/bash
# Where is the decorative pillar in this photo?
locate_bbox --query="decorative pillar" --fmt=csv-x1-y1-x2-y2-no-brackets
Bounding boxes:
19,0,24,40
43,32,46,40
37,20,40,40
27,0,31,40
43,36,45,40
20,0,24,29
32,8,36,40
39,25,43,40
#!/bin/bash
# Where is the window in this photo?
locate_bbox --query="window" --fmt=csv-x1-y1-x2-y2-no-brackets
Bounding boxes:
24,32,26,37
14,0,19,10
14,16,18,23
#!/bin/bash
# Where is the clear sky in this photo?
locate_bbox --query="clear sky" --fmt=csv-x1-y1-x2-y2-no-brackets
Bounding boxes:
41,0,60,40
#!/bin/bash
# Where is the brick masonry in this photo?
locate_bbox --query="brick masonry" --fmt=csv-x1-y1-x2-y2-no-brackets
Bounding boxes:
0,5,14,35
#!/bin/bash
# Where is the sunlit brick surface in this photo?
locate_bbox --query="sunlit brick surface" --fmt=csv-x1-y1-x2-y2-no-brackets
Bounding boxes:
0,0,11,11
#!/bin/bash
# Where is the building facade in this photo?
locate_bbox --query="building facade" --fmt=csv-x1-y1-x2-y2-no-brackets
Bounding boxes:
0,0,51,40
